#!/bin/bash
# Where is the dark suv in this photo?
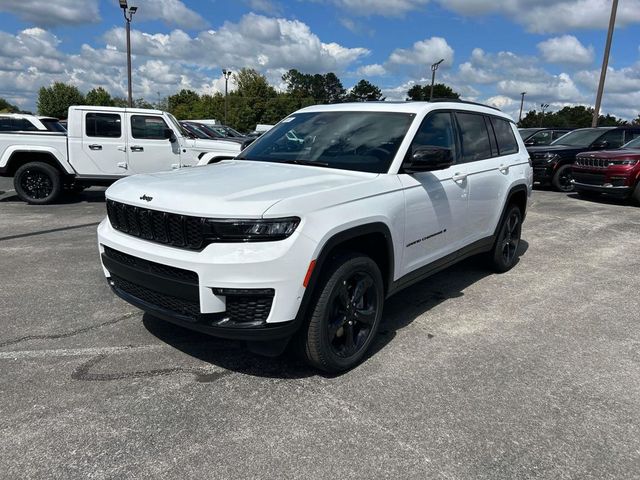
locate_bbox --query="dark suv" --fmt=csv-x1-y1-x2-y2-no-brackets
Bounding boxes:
528,126,640,191
519,128,572,147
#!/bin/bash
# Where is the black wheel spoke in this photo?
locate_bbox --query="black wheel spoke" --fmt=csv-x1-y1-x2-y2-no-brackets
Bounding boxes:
354,305,376,325
328,318,344,340
343,322,356,356
351,276,373,304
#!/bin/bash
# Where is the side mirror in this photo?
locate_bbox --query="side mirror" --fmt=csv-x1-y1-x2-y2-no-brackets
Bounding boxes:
163,128,177,143
592,140,608,149
403,146,454,173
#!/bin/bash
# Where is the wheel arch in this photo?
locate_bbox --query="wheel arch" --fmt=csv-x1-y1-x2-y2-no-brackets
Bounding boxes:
3,149,74,176
493,183,529,238
294,222,395,324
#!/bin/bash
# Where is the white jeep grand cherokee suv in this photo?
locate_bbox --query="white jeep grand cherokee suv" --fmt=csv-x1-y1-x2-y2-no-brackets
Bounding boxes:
97,101,533,372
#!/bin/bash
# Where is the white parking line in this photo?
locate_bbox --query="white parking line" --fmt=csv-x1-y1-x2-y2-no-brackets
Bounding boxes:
0,344,163,360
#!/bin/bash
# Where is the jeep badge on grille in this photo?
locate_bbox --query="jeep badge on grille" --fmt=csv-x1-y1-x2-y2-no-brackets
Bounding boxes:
140,194,153,202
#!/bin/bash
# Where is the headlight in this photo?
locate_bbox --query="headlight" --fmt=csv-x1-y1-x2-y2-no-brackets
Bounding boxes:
543,153,560,163
204,217,300,242
621,159,639,166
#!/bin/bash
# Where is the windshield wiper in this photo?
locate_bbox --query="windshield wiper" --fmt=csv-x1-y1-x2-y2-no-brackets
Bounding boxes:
279,159,330,167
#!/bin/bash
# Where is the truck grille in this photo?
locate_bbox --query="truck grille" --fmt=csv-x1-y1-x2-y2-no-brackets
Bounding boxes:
573,172,606,186
575,157,610,168
107,200,205,250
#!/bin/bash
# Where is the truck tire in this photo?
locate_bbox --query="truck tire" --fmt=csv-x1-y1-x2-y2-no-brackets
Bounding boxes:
489,204,522,273
14,162,62,205
551,164,574,192
631,182,640,206
298,252,384,373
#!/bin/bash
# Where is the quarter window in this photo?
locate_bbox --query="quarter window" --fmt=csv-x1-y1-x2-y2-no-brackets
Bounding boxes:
597,129,625,148
456,112,493,162
491,117,519,155
131,115,169,139
410,111,457,160
86,113,122,138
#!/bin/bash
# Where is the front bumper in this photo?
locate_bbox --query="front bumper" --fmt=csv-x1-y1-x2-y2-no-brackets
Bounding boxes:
571,166,635,197
97,218,318,340
532,163,554,184
571,181,632,196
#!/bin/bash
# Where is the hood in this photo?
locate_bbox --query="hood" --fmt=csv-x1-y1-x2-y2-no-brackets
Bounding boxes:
527,144,585,154
576,148,640,160
106,160,377,218
189,138,242,152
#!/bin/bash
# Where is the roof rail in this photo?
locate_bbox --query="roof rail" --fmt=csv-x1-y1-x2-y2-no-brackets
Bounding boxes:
427,98,502,112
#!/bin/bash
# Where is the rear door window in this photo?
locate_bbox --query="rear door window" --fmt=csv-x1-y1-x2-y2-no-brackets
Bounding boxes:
86,113,122,138
491,117,519,155
597,129,625,149
456,112,493,162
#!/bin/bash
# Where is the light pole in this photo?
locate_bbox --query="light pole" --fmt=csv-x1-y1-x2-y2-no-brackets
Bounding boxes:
429,59,445,101
540,103,550,127
119,0,137,108
222,69,232,125
518,92,527,124
592,0,619,127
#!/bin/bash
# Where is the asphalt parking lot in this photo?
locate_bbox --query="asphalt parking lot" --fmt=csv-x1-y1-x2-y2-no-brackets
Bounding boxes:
1,182,639,479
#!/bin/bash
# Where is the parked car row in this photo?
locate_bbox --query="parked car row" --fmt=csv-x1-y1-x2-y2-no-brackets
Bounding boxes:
520,126,640,203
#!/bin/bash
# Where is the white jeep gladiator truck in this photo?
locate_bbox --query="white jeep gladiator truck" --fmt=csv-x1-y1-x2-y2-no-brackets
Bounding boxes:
0,106,242,204
98,100,533,372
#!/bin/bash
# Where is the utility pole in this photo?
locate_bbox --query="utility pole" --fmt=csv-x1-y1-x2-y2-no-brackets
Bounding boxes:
429,59,445,101
592,0,618,127
119,1,138,108
222,69,232,125
518,92,526,124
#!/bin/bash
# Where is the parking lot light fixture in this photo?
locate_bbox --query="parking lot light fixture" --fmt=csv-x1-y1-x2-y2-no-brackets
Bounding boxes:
222,69,232,125
540,103,550,127
120,1,138,108
429,59,445,101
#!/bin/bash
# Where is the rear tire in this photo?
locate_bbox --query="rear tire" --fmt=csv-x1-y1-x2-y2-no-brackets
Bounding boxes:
489,205,522,273
298,253,384,373
14,162,62,204
552,164,574,192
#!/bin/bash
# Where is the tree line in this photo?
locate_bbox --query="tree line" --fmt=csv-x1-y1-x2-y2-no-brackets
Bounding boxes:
3,68,637,131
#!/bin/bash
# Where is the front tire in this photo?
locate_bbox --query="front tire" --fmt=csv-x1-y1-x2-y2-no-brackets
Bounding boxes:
489,205,522,273
552,164,574,192
14,162,62,204
299,253,384,373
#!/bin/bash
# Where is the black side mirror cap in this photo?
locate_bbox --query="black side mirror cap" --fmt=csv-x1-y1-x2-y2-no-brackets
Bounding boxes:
403,146,454,173
163,128,177,143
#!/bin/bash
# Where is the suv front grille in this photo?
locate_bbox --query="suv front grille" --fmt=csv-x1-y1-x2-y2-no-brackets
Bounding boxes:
575,157,610,168
107,200,205,250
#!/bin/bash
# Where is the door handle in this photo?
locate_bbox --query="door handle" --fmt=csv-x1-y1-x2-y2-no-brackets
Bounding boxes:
452,172,468,184
130,146,144,152
499,164,509,174
88,144,102,150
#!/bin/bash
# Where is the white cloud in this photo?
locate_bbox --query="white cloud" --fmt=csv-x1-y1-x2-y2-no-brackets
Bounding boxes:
356,64,387,76
0,0,100,26
331,0,429,17
388,37,454,67
537,35,594,65
246,0,283,15
132,0,208,29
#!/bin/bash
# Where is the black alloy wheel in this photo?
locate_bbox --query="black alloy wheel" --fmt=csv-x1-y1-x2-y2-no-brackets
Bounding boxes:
326,271,378,359
300,253,384,373
490,205,523,273
553,164,574,192
14,162,62,204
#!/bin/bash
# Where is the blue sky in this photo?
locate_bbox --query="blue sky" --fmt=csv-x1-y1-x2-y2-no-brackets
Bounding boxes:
0,0,639,119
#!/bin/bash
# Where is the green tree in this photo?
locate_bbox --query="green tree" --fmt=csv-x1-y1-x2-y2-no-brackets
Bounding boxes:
85,87,114,106
519,105,626,128
0,97,21,113
167,89,202,119
633,114,640,126
282,69,345,104
37,82,85,118
346,79,384,102
407,83,460,101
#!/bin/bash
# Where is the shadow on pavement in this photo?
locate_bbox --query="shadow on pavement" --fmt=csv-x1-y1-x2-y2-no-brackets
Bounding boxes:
143,240,530,379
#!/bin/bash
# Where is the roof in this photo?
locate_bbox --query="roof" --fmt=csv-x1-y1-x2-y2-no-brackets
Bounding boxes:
70,105,165,115
296,100,514,121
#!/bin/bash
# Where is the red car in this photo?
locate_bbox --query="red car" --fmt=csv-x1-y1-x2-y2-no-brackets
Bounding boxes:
572,135,640,204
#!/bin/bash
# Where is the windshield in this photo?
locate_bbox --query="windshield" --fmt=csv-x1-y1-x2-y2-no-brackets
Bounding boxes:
518,128,540,139
237,111,415,174
551,128,608,147
221,126,244,137
623,136,640,149
167,113,189,137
